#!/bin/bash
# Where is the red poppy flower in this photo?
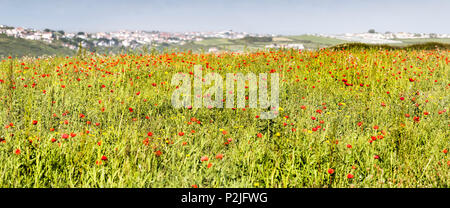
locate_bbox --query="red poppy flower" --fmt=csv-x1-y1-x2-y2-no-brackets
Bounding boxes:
327,168,334,174
155,150,162,157
201,156,209,162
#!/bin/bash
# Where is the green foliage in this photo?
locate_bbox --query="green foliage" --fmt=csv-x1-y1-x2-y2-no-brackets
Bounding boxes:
0,48,448,188
0,34,74,58
330,42,450,50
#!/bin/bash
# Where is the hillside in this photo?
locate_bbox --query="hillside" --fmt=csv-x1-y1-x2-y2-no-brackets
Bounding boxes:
167,35,351,52
2,33,450,58
0,34,74,58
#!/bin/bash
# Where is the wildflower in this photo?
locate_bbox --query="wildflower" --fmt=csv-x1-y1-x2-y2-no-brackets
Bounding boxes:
201,156,209,162
347,173,354,179
14,149,21,155
155,150,162,157
328,168,335,174
101,155,108,161
32,120,38,125
216,153,223,160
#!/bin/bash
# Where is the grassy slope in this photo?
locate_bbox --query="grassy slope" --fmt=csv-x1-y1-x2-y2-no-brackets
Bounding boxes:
286,35,350,48
395,38,450,44
0,49,448,187
2,33,450,57
0,34,74,58
169,35,351,52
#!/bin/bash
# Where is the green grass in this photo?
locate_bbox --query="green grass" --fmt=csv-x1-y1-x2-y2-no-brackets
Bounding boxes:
0,48,448,188
286,35,349,47
0,34,74,58
395,38,450,44
330,42,450,50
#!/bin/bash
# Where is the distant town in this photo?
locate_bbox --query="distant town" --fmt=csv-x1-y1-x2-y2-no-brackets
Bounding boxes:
314,31,450,44
1,24,450,51
0,24,274,50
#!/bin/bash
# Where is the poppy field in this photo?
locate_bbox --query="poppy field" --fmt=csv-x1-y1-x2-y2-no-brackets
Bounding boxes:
0,47,448,188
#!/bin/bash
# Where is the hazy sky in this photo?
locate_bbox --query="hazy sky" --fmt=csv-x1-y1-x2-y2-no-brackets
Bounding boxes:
0,0,448,35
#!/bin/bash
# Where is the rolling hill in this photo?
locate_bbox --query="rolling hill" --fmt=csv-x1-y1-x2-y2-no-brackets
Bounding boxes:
0,34,74,58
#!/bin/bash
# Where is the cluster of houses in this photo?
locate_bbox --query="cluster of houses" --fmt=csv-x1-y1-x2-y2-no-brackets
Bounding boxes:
0,24,273,49
312,32,450,44
1,24,449,51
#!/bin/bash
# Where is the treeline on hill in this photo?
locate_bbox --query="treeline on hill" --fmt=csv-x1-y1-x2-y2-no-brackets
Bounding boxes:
330,42,450,50
240,36,273,43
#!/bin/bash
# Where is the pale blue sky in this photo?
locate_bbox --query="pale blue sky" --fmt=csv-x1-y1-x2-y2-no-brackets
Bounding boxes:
0,0,448,34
